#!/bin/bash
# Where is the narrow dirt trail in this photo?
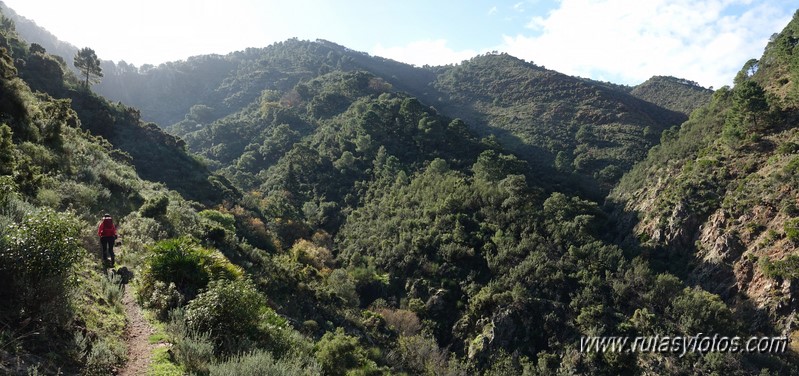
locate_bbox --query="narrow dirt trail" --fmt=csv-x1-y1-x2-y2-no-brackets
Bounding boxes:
119,287,156,376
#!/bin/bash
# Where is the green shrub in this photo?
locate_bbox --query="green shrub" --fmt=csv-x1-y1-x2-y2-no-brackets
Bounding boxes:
315,328,383,376
175,331,215,375
185,278,266,354
208,350,320,376
776,141,799,155
101,271,125,314
0,175,17,207
760,255,799,281
290,239,333,270
326,269,360,307
165,200,203,238
140,195,169,218
0,209,82,327
784,156,799,177
166,308,214,375
785,218,799,243
668,287,735,335
392,334,464,376
142,281,185,320
199,209,236,232
137,237,243,310
83,337,121,376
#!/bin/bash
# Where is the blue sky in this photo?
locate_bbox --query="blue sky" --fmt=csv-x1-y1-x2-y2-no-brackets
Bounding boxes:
2,0,796,88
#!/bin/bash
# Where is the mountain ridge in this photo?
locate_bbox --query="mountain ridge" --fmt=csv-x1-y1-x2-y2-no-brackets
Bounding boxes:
0,2,710,196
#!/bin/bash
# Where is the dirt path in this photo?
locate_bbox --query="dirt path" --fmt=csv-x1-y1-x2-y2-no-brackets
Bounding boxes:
119,287,156,376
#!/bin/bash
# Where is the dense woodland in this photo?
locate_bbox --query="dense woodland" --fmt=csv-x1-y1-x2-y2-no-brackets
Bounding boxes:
1,2,799,375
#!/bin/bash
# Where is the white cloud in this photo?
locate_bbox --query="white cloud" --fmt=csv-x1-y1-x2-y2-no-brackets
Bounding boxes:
498,0,793,88
488,6,498,15
371,40,478,67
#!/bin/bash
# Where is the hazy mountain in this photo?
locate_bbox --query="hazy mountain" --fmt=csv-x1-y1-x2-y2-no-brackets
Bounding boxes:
1,12,700,194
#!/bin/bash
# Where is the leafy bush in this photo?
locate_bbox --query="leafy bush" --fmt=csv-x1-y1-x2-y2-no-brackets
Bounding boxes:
776,141,799,155
785,218,799,243
83,337,121,376
207,349,321,376
390,334,465,376
314,328,383,376
175,331,215,375
290,239,333,270
143,281,185,320
0,209,82,327
760,255,799,281
199,209,236,231
326,269,359,307
167,308,214,375
185,278,266,354
140,195,169,218
668,287,735,335
137,237,243,317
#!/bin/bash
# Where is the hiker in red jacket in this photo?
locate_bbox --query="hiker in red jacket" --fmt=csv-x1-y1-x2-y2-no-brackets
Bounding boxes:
98,214,118,267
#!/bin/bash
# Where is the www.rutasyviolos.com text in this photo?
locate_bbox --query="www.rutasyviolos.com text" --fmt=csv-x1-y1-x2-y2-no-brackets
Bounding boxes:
579,334,789,357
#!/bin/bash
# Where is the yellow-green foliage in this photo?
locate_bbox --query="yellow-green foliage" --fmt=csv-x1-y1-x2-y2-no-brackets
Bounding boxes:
199,209,236,232
206,349,321,376
290,239,333,270
786,218,799,243
760,254,799,281
148,346,185,376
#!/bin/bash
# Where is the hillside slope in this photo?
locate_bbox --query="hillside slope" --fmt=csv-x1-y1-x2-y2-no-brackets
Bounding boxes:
0,9,238,205
629,75,714,115
432,54,690,192
610,9,799,337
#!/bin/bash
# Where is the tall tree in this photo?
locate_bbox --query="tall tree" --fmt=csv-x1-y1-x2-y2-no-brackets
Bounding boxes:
73,47,103,88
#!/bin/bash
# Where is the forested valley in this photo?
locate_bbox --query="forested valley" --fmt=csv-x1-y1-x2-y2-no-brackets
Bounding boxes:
2,2,799,375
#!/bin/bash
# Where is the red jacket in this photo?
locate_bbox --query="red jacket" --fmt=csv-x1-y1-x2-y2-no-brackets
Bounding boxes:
98,218,117,237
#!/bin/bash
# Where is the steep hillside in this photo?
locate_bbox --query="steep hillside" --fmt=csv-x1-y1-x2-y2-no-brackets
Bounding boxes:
0,13,304,375
610,9,799,340
629,75,714,115
0,14,238,205
0,16,218,373
167,44,797,374
432,54,688,192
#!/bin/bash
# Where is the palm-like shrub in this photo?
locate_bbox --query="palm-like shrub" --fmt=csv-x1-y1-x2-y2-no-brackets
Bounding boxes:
137,237,243,319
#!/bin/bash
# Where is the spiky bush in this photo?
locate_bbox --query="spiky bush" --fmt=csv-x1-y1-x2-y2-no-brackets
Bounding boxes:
136,237,243,318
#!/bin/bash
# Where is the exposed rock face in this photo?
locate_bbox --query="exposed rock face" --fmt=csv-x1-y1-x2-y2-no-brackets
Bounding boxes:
690,209,743,299
663,200,699,249
623,188,797,315
467,309,516,361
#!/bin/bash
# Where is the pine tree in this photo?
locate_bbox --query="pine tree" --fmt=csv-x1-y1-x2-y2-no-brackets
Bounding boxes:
73,47,103,88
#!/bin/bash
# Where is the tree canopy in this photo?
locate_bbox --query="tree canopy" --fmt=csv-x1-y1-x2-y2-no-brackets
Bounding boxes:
73,46,102,87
